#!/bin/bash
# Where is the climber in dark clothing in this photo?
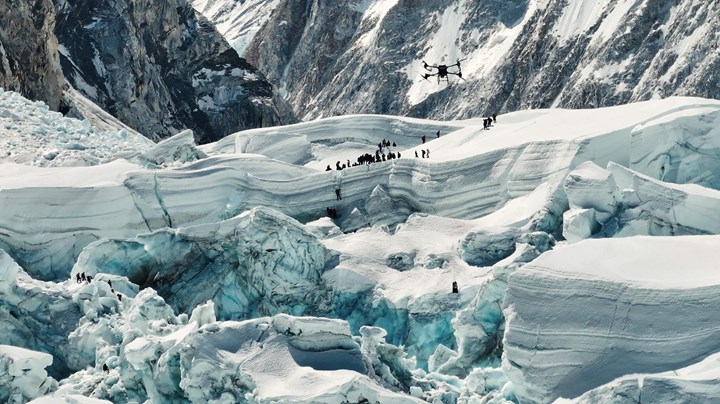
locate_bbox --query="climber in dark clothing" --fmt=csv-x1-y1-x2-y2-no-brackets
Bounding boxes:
426,149,430,158
326,165,332,171
436,130,440,138
81,272,87,282
452,281,459,294
421,150,426,158
86,276,92,283
483,119,488,130
336,161,342,170
335,188,342,200
421,135,426,144
392,142,396,147
492,113,497,123
117,294,122,301
76,273,81,283
103,364,109,373
415,150,418,158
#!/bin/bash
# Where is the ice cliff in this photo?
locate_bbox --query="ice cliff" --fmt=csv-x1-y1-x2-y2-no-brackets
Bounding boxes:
503,235,720,402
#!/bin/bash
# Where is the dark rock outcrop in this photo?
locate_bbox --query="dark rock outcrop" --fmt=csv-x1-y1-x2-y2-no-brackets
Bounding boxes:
0,0,65,110
54,0,295,143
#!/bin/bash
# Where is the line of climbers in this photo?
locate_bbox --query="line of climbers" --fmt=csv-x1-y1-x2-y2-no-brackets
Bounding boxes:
76,272,122,301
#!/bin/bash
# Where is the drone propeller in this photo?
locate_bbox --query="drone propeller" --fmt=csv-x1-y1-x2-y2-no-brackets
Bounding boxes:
422,60,439,71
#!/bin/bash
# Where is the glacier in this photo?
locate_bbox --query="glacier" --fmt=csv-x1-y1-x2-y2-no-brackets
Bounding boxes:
1,88,720,403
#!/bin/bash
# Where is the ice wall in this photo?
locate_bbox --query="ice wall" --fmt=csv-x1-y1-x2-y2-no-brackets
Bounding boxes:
503,235,720,402
629,107,720,189
0,345,56,403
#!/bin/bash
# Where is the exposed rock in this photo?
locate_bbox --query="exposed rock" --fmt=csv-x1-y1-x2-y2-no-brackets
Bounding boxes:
0,0,65,110
54,0,295,143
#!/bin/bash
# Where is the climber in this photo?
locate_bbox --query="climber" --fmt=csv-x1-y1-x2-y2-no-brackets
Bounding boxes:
117,294,122,301
421,150,426,158
452,281,459,294
326,165,332,171
392,142,396,147
336,161,342,170
483,119,488,130
76,273,81,283
86,275,92,283
415,150,418,158
426,149,430,158
436,130,440,138
492,113,497,123
335,188,342,200
80,272,87,282
421,135,426,144
103,364,109,373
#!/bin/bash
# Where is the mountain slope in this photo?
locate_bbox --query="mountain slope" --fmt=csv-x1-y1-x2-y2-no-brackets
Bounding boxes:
54,0,295,144
197,0,720,120
0,0,65,111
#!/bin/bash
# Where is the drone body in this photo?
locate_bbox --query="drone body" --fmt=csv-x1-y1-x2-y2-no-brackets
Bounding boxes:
422,59,465,83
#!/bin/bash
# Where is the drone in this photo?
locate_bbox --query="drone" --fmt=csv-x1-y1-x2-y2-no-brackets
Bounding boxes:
421,58,465,83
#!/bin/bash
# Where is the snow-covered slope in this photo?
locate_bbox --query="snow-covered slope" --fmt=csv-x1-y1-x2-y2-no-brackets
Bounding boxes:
3,91,720,402
192,0,281,55
198,0,720,121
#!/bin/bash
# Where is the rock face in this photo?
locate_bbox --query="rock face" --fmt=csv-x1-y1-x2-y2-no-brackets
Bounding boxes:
54,0,294,143
201,0,720,121
0,0,65,110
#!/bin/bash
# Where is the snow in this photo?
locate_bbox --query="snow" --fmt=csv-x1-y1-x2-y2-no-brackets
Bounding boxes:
192,0,281,56
2,87,720,402
590,0,638,46
553,0,608,42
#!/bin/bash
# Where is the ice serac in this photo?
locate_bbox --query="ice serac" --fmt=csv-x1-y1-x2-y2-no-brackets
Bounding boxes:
503,235,720,402
0,345,57,404
0,250,88,379
54,0,294,143
74,207,335,320
629,106,720,189
562,161,720,241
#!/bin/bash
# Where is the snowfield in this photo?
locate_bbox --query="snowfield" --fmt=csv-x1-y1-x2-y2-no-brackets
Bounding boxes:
1,89,720,403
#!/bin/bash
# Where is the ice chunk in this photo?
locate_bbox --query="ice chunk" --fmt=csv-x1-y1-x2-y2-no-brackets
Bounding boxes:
0,345,57,403
136,129,207,167
459,227,516,266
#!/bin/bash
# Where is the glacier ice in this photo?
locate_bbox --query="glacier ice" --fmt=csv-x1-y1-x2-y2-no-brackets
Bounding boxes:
2,93,720,403
563,161,720,241
0,345,56,404
503,235,720,402
73,207,335,320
